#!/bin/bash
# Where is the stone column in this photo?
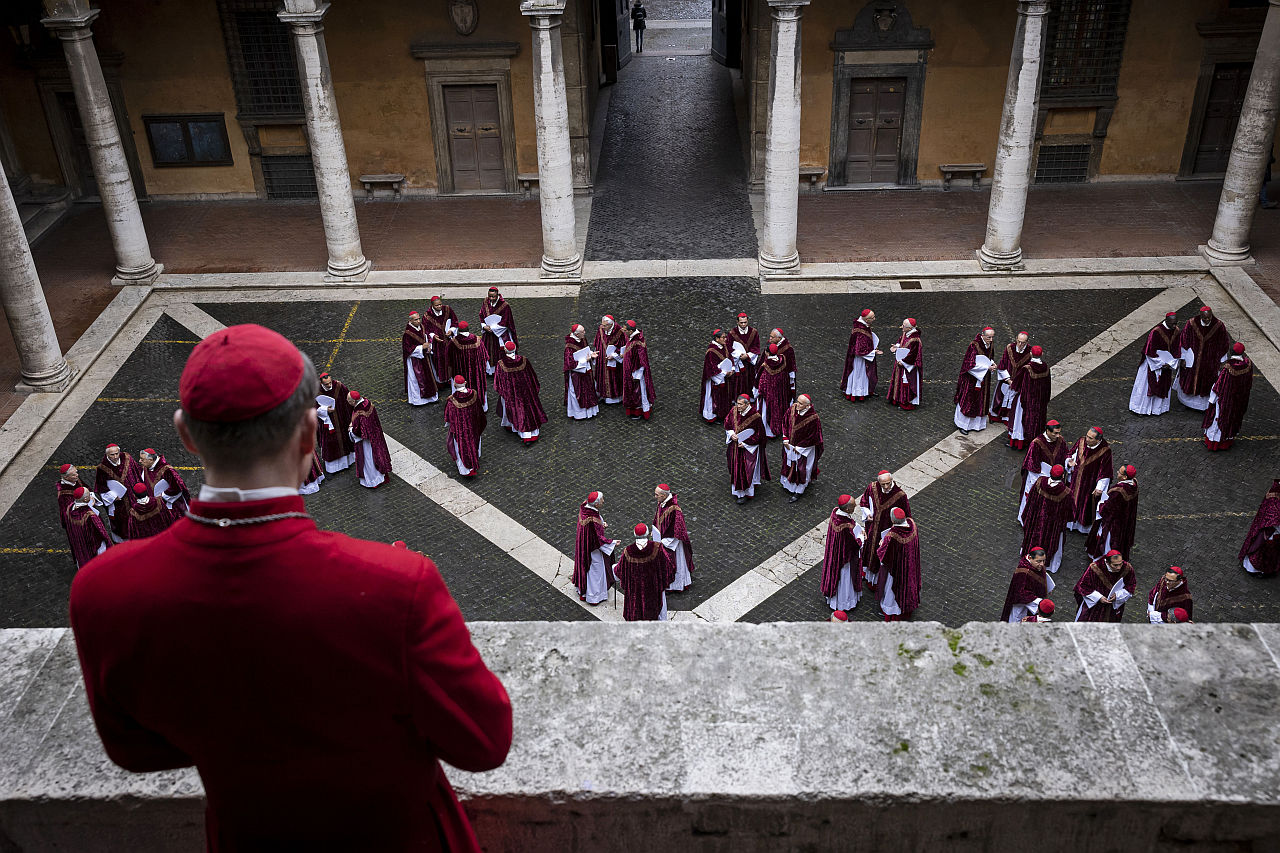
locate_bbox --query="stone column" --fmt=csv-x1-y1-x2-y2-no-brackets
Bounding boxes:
0,159,72,392
978,0,1050,271
522,0,582,277
1203,0,1280,265
279,0,370,281
42,0,160,285
758,0,809,274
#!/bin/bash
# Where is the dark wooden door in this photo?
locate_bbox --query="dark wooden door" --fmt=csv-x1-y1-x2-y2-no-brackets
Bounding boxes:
1193,62,1252,175
57,90,98,197
711,0,740,68
844,78,906,185
444,84,506,192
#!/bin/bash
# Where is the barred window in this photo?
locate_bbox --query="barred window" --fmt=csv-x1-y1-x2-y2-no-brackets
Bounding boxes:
218,0,304,119
1043,0,1132,99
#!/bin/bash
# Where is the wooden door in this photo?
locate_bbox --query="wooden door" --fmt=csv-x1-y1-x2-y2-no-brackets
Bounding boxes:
57,90,98,197
844,78,906,185
1193,62,1251,175
444,84,507,192
712,0,740,68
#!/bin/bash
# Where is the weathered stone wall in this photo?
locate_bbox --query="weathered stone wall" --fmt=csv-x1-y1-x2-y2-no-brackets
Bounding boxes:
3,622,1279,851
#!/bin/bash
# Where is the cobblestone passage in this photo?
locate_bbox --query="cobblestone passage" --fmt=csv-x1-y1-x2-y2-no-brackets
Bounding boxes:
643,0,711,19
586,57,756,260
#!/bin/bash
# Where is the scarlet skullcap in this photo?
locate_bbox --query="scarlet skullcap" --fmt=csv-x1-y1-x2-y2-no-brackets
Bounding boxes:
73,486,87,499
1233,342,1246,355
1124,464,1137,477
588,491,600,503
488,287,499,293
1037,600,1055,615
1091,426,1104,436
429,295,441,301
1031,345,1043,356
738,313,748,318
319,372,330,379
143,447,157,456
877,470,891,476
453,375,466,385
1029,545,1044,552
408,311,419,318
838,494,853,507
713,328,723,336
179,324,305,423
1045,420,1060,427
1105,549,1122,558
830,610,848,622
458,321,469,332
1172,607,1189,622
736,394,751,402
348,392,361,402
634,523,649,537
1169,566,1184,576
982,327,994,334
905,318,916,326
627,320,637,329
59,463,72,474
133,483,147,495
1165,311,1177,318
891,508,907,521
768,344,779,354
392,540,408,549
504,341,517,351
1200,306,1212,313
1018,331,1028,337
1050,464,1065,478
860,309,872,317
657,483,671,492
105,443,119,450
604,314,615,322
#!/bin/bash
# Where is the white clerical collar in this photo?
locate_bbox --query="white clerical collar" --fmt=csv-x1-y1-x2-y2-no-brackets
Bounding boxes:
905,329,917,337
431,307,443,316
1030,357,1042,363
198,485,301,502
635,539,650,548
1048,478,1062,486
1016,343,1027,352
835,508,850,518
1200,317,1210,325
506,353,518,360
856,319,868,327
737,325,749,333
410,322,422,331
661,496,672,506
146,458,158,470
629,330,640,339
61,477,77,485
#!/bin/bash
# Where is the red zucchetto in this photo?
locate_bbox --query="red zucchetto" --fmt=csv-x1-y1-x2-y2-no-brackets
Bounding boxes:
179,324,305,423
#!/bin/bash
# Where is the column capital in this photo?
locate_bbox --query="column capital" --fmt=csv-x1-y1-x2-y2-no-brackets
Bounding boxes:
278,1,330,28
766,0,810,6
40,7,99,41
1017,1,1050,15
521,0,567,19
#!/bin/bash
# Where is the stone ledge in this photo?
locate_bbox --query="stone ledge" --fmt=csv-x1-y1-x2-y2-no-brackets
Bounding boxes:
2,622,1279,851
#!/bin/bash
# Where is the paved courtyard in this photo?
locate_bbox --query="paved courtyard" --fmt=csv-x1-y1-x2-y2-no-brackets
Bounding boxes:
1,271,1276,629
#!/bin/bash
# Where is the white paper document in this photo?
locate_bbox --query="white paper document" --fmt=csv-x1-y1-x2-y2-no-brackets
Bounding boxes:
573,347,594,367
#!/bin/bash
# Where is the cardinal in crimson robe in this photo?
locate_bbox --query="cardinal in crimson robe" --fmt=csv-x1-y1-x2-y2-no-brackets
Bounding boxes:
1240,479,1280,576
725,395,770,504
1022,599,1055,622
316,373,356,473
954,326,996,432
299,450,324,495
653,484,695,592
56,464,82,527
1007,346,1050,450
478,287,517,372
347,392,392,488
125,482,170,539
421,296,458,385
886,318,923,410
1018,420,1067,519
755,344,792,438
874,509,921,621
612,524,676,621
65,487,112,567
622,321,656,420
991,332,1032,423
1065,426,1113,533
94,444,142,541
727,313,761,401
592,315,627,404
1128,312,1181,416
445,377,487,478
573,492,616,605
842,309,881,402
820,495,863,613
1147,566,1192,623
494,341,547,444
1203,343,1254,450
139,448,190,523
780,395,822,502
1073,551,1136,622
859,471,911,579
1086,464,1138,561
1000,546,1054,623
1176,306,1230,410
402,312,438,406
564,324,600,420
1020,465,1073,573
447,323,490,407
701,330,735,423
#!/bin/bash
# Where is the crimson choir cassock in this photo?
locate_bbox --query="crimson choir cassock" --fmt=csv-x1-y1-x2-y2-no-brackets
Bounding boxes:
348,396,392,488
1020,471,1073,573
1147,572,1192,623
1176,308,1230,410
299,450,324,495
1018,429,1068,518
422,301,459,385
573,499,615,604
653,492,696,592
1203,349,1253,450
1007,349,1050,449
727,319,761,401
592,318,627,404
316,376,356,473
859,478,911,576
755,346,791,438
142,453,190,524
842,316,879,401
991,338,1032,422
1073,555,1136,622
56,471,80,526
126,484,170,539
563,332,600,419
478,291,517,371
953,331,995,432
448,328,490,407
95,450,142,540
874,516,921,620
1065,432,1112,533
1128,315,1181,416
820,501,863,612
1000,554,1054,623
65,497,112,567
1240,479,1280,576
780,401,823,497
495,349,547,443
701,339,733,423
613,535,675,621
887,326,923,410
622,327,656,419
445,386,487,477
724,402,770,500
402,320,438,406
1086,473,1138,561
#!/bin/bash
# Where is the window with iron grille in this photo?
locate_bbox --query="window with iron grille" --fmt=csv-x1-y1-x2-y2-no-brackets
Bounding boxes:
143,114,234,167
217,0,304,119
260,154,317,199
1043,0,1132,99
1034,143,1091,184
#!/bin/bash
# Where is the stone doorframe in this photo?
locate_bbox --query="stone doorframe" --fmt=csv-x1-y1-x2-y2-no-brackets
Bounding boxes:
1177,15,1265,180
410,41,521,196
32,52,148,200
826,2,932,189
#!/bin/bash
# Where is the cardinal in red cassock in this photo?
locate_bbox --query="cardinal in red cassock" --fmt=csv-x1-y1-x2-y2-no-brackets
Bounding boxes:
874,509,921,621
612,524,676,621
445,377,487,477
1073,550,1136,622
495,341,547,444
1203,343,1253,450
1241,479,1280,576
821,495,863,612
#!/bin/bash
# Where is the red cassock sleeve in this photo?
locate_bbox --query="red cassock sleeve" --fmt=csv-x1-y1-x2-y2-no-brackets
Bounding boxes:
405,559,513,772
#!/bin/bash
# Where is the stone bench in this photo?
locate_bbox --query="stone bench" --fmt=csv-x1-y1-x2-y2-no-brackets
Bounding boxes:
939,163,986,191
516,173,539,199
799,166,826,190
358,173,406,200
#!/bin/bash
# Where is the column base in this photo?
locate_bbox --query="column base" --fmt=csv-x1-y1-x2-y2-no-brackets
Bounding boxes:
324,256,372,283
1200,242,1255,267
977,245,1024,271
15,360,75,395
111,261,163,287
758,250,800,273
540,253,583,278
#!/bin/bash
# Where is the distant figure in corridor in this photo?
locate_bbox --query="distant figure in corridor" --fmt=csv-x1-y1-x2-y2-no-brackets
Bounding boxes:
631,0,646,52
